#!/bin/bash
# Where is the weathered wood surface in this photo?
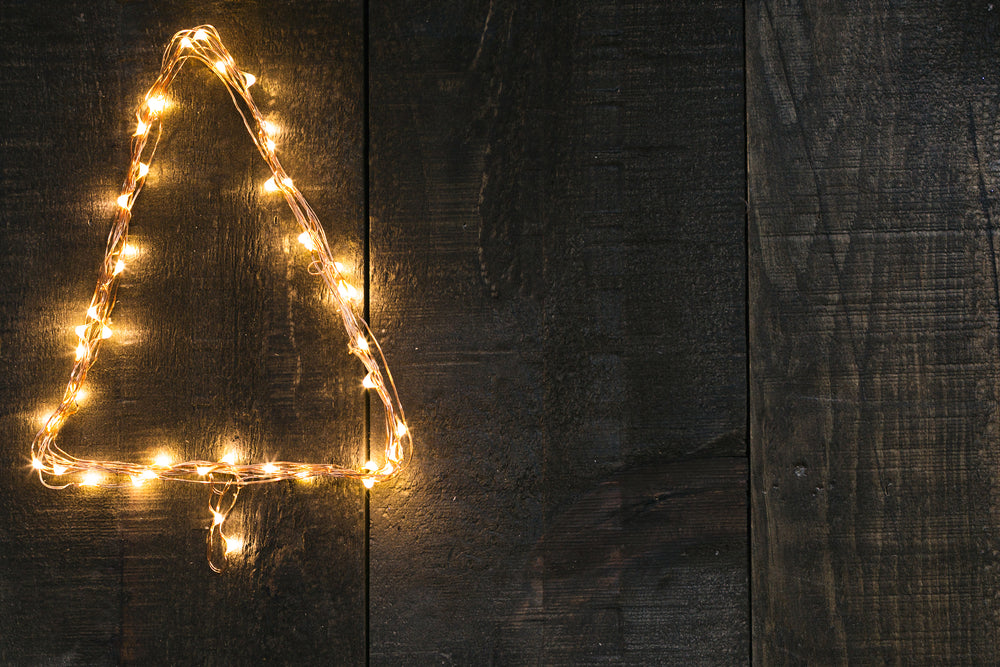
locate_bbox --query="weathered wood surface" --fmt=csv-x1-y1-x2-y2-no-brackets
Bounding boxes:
750,1,1000,662
368,1,748,663
1,1,750,665
0,3,366,664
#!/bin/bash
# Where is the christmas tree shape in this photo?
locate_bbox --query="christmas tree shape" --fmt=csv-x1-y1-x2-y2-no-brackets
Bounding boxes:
29,26,411,572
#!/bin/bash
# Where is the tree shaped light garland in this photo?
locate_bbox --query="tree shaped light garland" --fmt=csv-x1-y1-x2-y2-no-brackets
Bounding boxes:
29,26,412,572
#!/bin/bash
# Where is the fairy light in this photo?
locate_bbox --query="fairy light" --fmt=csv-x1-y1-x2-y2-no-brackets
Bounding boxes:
29,25,412,573
224,535,243,554
81,470,102,486
297,231,316,251
338,280,361,302
146,95,167,113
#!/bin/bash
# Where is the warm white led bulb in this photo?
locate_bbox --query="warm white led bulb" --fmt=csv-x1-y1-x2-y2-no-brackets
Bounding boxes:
75,343,88,361
214,60,228,74
117,193,132,209
265,138,276,151
101,325,113,339
134,120,149,136
114,260,126,275
52,464,67,476
224,535,244,554
364,460,379,472
74,388,88,403
196,466,211,476
75,324,88,338
137,162,149,178
263,177,279,192
220,452,237,465
87,305,100,320
212,510,225,526
81,470,102,486
147,96,167,113
154,453,172,467
180,37,193,48
362,372,377,389
32,458,43,470
298,231,316,251
395,420,408,438
356,335,369,352
262,462,278,474
193,29,209,41
260,120,277,135
363,477,375,489
243,72,257,87
338,281,361,302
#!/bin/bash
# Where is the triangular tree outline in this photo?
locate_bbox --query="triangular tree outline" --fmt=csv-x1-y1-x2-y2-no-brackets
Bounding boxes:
30,26,412,571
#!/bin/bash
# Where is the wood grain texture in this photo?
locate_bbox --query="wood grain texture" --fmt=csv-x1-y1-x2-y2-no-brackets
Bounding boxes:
368,1,748,663
749,1,1000,662
0,3,366,664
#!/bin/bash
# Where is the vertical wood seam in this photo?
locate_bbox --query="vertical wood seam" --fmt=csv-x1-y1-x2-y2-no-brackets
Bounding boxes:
363,0,372,663
743,0,753,663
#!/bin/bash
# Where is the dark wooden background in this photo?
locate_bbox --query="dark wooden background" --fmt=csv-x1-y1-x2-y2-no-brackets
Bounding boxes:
8,0,993,665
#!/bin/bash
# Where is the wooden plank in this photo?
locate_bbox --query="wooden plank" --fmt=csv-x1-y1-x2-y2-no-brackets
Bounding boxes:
0,4,366,663
749,1,1000,662
368,1,748,663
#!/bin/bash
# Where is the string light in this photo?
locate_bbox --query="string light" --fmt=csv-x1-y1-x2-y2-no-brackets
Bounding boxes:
30,25,412,573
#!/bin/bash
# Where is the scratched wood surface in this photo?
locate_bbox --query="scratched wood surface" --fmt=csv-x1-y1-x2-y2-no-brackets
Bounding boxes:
0,2,366,664
368,1,748,663
749,1,1000,662
2,1,749,665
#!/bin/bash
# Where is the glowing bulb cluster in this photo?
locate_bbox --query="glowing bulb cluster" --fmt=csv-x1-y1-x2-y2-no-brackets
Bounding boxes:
29,25,412,572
